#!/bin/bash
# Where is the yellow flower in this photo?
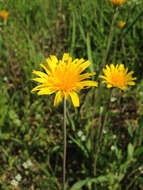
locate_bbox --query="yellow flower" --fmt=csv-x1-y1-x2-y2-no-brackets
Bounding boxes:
100,64,136,90
109,0,127,6
32,53,98,107
118,21,126,29
0,10,8,21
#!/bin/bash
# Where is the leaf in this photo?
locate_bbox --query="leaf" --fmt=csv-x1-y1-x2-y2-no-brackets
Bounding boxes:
70,178,90,190
9,110,21,127
134,146,143,156
69,135,89,158
126,120,133,137
128,143,134,159
71,175,110,190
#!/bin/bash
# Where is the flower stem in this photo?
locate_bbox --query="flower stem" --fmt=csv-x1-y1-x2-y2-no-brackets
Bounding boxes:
63,97,67,190
102,9,118,67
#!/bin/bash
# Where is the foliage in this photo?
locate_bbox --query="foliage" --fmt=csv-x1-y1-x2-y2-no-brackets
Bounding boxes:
0,0,143,189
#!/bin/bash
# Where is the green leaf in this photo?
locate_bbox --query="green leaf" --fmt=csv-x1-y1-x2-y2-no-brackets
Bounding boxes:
126,120,133,137
128,143,134,159
70,178,90,190
69,135,89,158
134,146,143,156
71,176,110,190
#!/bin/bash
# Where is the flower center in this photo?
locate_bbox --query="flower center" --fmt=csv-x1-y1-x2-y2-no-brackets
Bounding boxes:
111,72,125,87
53,65,79,92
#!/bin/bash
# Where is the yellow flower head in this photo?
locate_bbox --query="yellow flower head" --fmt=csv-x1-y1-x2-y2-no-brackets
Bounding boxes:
118,21,126,29
100,64,136,90
32,53,98,107
109,0,127,6
0,10,8,21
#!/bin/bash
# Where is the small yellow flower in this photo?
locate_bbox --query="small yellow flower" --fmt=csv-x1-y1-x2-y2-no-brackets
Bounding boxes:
0,10,8,21
118,21,126,29
32,53,98,107
109,0,127,6
100,64,136,90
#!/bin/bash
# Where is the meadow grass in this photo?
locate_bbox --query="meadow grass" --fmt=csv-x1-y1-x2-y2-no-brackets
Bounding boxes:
0,0,143,189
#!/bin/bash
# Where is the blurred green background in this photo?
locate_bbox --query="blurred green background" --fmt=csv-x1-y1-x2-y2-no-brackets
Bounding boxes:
0,0,143,189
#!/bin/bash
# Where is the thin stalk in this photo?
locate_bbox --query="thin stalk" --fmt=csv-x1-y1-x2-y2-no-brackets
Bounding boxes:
56,0,62,37
102,9,118,67
70,12,76,57
93,90,112,178
63,97,67,190
86,32,94,73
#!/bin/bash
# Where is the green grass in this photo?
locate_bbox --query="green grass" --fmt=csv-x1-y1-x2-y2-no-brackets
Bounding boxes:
0,0,143,189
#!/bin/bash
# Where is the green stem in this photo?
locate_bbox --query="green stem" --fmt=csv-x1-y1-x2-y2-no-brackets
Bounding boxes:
102,9,118,67
70,12,76,57
63,97,67,190
86,32,94,72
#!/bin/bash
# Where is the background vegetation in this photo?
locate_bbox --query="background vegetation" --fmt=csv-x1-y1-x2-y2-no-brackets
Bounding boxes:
0,0,143,189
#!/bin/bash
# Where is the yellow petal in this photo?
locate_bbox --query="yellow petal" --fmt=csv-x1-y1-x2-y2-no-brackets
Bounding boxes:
107,84,112,88
31,84,46,92
38,88,56,95
69,91,79,107
46,57,52,67
125,67,128,74
121,86,127,91
119,64,125,71
54,91,64,106
106,65,110,72
32,70,49,79
40,62,51,75
32,78,47,83
103,68,110,76
78,60,91,73
111,64,115,72
72,58,79,64
127,81,136,85
77,58,85,65
99,75,107,79
62,53,70,62
115,64,119,69
127,71,134,76
46,57,57,72
79,72,96,80
80,80,98,87
50,55,58,65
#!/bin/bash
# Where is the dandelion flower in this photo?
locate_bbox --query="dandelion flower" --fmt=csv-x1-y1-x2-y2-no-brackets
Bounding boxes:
0,10,8,21
100,64,136,90
109,0,127,6
118,21,126,29
32,53,98,107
